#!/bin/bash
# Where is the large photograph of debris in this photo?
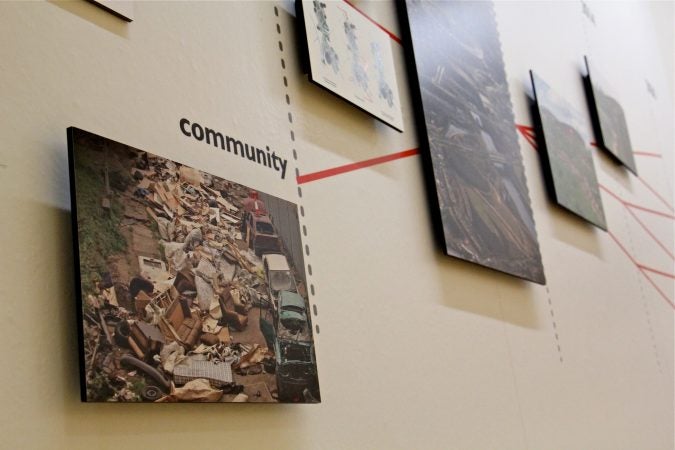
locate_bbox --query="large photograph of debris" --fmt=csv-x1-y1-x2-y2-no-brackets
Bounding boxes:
583,56,637,175
530,71,607,230
299,0,404,131
67,127,320,403
401,0,545,284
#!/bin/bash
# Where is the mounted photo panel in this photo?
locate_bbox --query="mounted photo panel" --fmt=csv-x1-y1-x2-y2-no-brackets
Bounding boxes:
298,0,404,131
530,71,607,230
583,56,637,175
68,127,320,403
400,0,545,284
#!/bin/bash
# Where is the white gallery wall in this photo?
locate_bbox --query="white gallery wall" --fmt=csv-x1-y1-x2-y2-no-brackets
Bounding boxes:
0,1,672,449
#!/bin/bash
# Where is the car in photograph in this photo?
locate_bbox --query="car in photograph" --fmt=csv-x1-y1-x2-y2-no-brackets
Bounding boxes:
262,253,297,309
276,290,310,338
243,212,281,256
274,338,320,403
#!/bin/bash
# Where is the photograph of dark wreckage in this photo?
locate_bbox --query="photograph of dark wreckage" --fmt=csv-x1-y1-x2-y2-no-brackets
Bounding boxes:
69,127,320,403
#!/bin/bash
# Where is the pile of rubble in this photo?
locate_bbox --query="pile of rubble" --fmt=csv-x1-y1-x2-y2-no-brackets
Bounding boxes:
80,150,310,402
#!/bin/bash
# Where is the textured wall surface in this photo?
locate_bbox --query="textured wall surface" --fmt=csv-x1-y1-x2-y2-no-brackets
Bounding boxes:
0,1,672,449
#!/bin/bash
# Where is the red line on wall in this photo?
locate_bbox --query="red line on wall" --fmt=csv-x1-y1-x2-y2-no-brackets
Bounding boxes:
637,177,674,213
517,123,673,305
342,0,402,44
641,272,675,309
625,207,674,260
599,184,674,261
599,185,675,220
637,264,675,280
609,231,675,309
633,151,662,158
516,123,674,215
625,202,675,220
297,148,420,184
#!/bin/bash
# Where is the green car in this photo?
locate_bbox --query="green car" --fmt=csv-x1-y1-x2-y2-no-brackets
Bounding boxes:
278,290,309,336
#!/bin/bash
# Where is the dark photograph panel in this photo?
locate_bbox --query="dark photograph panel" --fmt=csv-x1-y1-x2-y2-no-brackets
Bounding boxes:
402,0,545,284
583,57,637,175
530,71,607,230
68,127,320,403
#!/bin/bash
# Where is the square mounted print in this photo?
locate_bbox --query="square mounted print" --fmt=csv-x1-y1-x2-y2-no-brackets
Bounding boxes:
68,127,320,403
530,71,607,230
297,0,404,131
400,0,545,284
583,56,637,175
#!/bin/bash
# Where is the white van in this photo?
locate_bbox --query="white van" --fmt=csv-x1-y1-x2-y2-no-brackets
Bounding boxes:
262,253,298,311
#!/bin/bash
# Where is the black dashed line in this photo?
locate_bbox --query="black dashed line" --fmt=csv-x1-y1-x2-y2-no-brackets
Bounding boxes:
313,304,318,316
276,7,318,335
545,285,563,363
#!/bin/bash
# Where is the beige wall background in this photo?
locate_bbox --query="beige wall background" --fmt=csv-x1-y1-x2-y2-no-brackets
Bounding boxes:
0,1,672,449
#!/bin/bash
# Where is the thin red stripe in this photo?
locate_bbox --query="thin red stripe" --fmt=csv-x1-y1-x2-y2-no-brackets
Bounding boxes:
637,264,675,280
342,0,402,44
625,202,675,220
600,184,675,220
609,231,675,309
637,177,675,212
625,207,674,260
297,148,420,184
641,271,675,309
634,151,662,158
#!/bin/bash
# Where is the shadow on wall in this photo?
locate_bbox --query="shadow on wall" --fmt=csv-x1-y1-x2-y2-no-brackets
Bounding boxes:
547,200,604,258
434,250,542,330
47,0,130,39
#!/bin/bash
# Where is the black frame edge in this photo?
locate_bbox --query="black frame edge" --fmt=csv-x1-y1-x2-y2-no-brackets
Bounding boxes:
67,126,89,402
